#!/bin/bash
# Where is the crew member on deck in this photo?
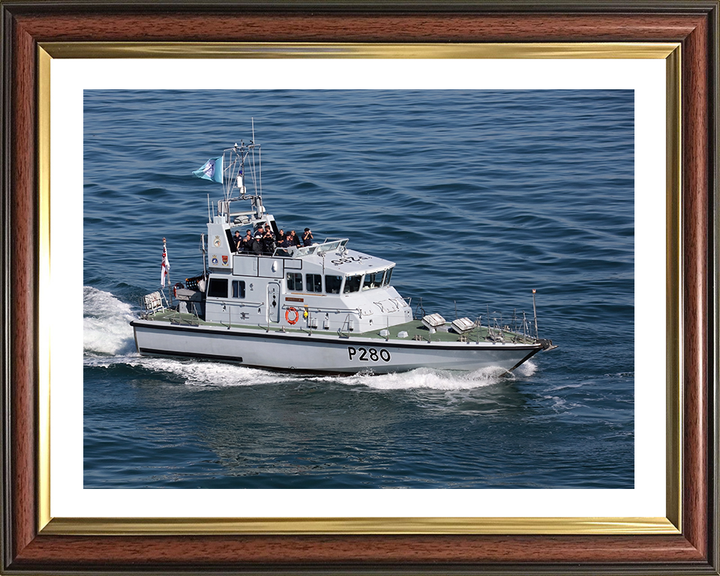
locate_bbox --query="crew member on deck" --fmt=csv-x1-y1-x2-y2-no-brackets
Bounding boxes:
302,228,313,246
251,230,264,255
242,229,252,252
262,226,276,255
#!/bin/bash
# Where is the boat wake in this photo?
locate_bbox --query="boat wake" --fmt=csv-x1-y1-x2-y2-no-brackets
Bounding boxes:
88,354,299,387
83,286,136,356
326,362,536,391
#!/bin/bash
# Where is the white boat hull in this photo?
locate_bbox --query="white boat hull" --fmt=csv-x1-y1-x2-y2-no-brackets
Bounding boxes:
131,320,542,374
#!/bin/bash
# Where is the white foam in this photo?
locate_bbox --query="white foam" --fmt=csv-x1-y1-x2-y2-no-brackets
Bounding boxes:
515,360,537,377
137,358,296,387
85,352,296,388
83,287,135,355
330,366,509,391
88,354,516,390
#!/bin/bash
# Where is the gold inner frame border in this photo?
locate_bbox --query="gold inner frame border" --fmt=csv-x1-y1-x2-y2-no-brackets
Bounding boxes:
36,41,682,536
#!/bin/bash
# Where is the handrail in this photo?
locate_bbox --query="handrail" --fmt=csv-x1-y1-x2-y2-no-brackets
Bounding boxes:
281,303,361,315
209,299,265,307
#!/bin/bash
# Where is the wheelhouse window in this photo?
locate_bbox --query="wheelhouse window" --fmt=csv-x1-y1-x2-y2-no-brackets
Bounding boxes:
343,274,362,294
286,272,303,291
384,267,394,286
306,273,322,293
363,270,385,290
325,275,343,294
207,278,228,298
232,280,246,299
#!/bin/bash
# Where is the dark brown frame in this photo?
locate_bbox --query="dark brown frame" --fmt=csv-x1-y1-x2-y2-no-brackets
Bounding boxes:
1,1,718,574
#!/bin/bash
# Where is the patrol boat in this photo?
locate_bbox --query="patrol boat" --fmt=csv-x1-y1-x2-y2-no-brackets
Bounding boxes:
131,139,555,374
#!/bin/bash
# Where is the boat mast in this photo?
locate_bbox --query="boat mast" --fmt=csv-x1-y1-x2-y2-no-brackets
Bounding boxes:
216,132,265,223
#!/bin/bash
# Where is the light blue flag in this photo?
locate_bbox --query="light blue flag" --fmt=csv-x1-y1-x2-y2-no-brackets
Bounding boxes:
192,156,223,183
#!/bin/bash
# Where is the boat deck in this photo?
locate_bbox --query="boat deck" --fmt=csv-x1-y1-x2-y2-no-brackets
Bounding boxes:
359,321,535,344
143,309,537,345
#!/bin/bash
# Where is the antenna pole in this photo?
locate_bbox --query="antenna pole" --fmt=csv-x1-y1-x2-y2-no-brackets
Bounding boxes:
239,142,246,197
532,289,539,339
201,233,207,279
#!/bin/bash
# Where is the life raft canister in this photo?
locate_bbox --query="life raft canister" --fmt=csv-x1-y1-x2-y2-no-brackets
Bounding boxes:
285,307,300,325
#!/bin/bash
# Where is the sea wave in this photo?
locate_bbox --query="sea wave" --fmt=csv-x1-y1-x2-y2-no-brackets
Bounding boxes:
314,362,537,391
86,354,297,388
83,286,136,356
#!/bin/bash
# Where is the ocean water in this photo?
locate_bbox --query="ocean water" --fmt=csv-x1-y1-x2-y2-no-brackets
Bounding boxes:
84,89,634,489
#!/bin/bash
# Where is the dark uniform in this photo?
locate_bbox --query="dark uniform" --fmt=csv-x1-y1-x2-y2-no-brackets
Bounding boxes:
302,228,313,246
241,230,253,252
262,228,275,255
251,232,264,255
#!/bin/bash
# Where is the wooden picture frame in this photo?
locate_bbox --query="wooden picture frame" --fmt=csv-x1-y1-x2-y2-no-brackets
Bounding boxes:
2,1,718,573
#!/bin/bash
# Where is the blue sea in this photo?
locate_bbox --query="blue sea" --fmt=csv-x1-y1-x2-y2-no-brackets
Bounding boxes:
83,89,634,489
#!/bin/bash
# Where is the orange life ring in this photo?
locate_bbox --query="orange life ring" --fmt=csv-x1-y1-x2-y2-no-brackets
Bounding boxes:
285,307,299,325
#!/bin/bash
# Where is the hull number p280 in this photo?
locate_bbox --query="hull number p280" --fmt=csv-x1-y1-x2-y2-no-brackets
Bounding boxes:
348,347,391,362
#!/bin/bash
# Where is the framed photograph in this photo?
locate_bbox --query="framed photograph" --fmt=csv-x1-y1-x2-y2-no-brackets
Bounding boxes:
2,2,717,574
